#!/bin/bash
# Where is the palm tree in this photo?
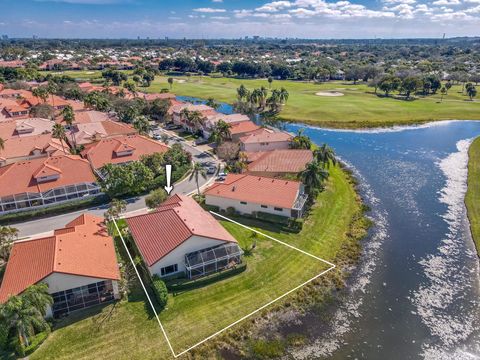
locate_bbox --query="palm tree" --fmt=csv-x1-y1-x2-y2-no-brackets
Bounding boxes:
0,137,4,151
52,123,67,154
133,115,151,135
237,84,248,100
187,111,205,133
0,225,18,265
61,105,75,127
46,81,58,110
314,144,337,168
278,87,289,104
32,86,48,104
0,284,52,347
22,284,53,317
216,120,231,141
189,162,207,195
301,161,329,196
268,76,273,89
61,105,77,148
167,77,174,90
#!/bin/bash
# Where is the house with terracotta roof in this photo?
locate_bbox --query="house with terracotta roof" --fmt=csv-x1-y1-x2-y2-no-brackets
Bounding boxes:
204,174,308,218
126,194,242,279
0,155,100,214
239,128,293,152
171,103,218,133
0,213,120,318
81,134,169,170
67,109,113,125
229,121,262,141
0,118,53,140
246,149,314,178
0,133,66,166
68,120,136,145
202,113,251,139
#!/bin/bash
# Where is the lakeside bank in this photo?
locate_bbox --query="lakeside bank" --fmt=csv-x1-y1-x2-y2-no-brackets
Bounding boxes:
466,136,480,257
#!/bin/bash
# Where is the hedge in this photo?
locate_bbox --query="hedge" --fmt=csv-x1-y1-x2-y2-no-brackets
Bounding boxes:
0,326,8,351
24,331,49,356
151,275,168,310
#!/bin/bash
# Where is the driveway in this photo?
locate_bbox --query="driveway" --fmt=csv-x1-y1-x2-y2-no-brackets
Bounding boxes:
14,131,220,238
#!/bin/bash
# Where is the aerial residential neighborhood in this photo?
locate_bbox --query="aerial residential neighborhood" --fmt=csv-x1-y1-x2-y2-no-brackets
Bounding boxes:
1,1,480,359
0,34,327,359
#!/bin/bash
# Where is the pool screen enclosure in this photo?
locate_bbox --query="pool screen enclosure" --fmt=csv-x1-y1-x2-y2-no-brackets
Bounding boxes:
184,243,243,278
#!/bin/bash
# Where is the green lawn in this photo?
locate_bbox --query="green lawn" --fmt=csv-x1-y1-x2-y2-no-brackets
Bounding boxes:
31,165,363,359
147,76,480,128
466,137,480,257
43,70,480,128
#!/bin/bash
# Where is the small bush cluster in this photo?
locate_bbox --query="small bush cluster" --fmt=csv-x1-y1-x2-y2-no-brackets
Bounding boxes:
151,275,168,310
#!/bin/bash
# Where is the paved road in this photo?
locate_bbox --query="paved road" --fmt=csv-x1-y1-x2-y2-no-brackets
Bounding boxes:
13,130,220,238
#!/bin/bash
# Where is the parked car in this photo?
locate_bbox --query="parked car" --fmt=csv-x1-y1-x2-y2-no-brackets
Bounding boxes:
216,176,225,181
207,166,217,174
153,134,162,140
218,172,227,177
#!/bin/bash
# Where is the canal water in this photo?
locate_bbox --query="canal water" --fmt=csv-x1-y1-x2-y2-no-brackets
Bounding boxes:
177,96,480,359
286,121,480,360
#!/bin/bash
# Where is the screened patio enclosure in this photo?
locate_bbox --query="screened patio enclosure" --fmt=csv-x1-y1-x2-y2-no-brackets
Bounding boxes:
185,243,243,279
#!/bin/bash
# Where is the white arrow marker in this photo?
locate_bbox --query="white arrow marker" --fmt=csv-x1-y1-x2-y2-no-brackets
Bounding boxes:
164,164,174,195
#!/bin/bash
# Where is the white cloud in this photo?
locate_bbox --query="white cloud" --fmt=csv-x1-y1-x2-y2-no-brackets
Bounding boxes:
234,9,254,18
432,0,460,5
383,0,416,4
210,16,230,20
256,1,293,12
465,5,480,12
193,7,226,13
212,0,223,2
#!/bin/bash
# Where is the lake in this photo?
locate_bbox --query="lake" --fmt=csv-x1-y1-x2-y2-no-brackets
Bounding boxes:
177,96,480,359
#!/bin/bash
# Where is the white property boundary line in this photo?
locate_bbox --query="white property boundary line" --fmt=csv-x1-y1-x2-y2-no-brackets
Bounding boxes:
112,213,336,358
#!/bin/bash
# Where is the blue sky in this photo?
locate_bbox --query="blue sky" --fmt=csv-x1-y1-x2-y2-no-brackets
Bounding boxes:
0,0,479,38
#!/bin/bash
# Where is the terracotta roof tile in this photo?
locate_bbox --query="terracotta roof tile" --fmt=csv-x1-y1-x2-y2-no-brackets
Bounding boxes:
0,214,120,302
82,134,168,169
0,155,96,197
204,174,301,209
126,195,236,267
230,121,261,136
239,128,293,144
247,149,313,174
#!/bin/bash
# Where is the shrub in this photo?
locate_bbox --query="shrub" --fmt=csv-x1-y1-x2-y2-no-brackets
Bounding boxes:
255,211,290,225
152,275,168,310
0,326,8,350
24,331,49,356
226,207,236,216
145,188,168,209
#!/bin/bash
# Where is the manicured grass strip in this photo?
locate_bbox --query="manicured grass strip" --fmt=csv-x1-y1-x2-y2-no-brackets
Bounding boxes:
31,166,360,360
466,137,480,257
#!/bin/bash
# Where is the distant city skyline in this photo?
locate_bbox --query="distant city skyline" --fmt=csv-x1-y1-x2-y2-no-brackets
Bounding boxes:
0,0,479,39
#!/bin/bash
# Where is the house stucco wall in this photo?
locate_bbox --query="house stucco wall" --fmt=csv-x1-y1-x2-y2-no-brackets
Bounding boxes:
205,194,294,218
148,235,228,277
240,140,291,152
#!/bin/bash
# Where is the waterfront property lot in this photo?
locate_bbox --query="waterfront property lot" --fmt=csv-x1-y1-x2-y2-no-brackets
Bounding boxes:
466,136,480,256
31,165,360,359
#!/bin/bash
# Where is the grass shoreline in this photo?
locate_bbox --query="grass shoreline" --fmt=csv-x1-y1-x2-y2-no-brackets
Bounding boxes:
466,137,480,257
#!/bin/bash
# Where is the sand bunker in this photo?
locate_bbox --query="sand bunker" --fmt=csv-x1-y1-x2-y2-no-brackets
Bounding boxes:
315,91,344,97
175,79,186,83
